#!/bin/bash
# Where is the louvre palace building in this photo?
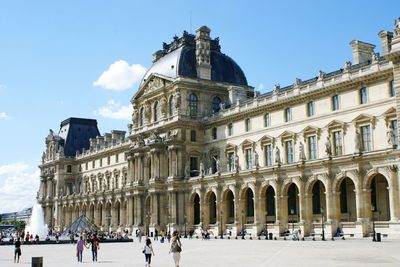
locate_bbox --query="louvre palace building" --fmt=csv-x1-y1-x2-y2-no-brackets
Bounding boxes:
38,18,400,239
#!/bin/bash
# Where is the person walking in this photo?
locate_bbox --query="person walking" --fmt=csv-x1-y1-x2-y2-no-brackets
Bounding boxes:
14,237,22,263
143,237,155,267
89,233,100,262
169,232,182,267
76,235,87,262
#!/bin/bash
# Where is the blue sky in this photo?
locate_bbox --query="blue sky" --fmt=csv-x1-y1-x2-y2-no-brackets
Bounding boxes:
0,0,399,213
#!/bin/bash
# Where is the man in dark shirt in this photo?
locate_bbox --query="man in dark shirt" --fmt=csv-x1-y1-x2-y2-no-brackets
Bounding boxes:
14,238,22,263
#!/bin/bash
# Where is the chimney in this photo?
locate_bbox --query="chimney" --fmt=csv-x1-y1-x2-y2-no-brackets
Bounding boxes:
350,40,375,64
195,26,211,80
378,31,393,56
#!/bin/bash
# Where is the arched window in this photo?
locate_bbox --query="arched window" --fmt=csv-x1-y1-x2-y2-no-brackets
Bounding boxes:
139,107,144,126
212,96,221,113
153,101,160,122
189,93,198,117
169,95,174,116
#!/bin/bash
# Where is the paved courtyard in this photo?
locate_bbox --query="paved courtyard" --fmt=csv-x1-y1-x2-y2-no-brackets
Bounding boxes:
1,238,400,267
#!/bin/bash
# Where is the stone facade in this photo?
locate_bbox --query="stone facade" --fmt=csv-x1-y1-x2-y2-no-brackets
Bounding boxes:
38,19,400,238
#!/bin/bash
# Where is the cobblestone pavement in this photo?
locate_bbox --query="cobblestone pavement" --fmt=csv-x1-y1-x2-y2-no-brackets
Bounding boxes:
1,238,399,267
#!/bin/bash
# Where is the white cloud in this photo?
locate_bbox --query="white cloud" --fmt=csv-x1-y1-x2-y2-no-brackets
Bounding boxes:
93,60,146,90
258,83,265,92
0,112,9,119
0,162,40,213
94,99,132,120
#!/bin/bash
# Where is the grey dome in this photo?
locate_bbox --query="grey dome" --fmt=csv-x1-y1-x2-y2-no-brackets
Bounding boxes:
141,31,248,86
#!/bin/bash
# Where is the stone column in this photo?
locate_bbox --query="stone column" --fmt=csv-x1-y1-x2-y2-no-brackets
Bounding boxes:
101,205,107,227
47,179,53,199
253,184,262,234
354,173,367,237
325,178,335,237
120,201,126,227
134,195,142,227
127,196,134,226
94,204,101,226
388,167,400,221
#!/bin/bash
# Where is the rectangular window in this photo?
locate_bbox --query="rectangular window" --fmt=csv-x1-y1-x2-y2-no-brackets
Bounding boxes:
391,120,398,146
212,127,217,140
190,130,197,142
99,158,103,167
92,161,95,169
285,140,294,163
190,157,198,177
332,95,340,111
107,156,110,165
360,87,367,104
390,80,395,97
264,144,272,166
307,101,315,117
264,113,270,127
227,152,234,172
85,162,88,171
245,149,253,169
115,154,119,163
67,165,72,173
284,108,292,122
308,136,317,160
245,118,251,132
228,123,233,136
333,131,343,156
361,125,372,152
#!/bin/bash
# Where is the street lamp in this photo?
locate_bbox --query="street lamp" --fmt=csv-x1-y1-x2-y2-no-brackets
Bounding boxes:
265,211,268,240
184,214,187,238
241,210,245,239
220,210,223,239
371,205,376,242
321,207,326,241
290,208,294,234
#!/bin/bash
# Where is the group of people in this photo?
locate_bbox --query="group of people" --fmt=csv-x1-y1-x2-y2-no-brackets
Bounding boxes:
142,231,182,267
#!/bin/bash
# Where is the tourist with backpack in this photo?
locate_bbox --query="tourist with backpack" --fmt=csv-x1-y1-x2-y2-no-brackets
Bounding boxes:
142,237,155,267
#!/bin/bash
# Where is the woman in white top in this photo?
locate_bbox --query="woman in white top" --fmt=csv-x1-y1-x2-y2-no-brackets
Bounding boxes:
143,238,155,267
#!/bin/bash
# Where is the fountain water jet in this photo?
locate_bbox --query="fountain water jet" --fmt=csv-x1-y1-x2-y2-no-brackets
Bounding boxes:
25,203,48,239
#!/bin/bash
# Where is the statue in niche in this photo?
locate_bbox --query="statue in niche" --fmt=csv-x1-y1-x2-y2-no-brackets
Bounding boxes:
132,108,138,124
275,147,281,165
174,90,181,109
325,136,332,157
354,129,361,154
184,162,190,177
41,152,46,163
253,150,259,167
234,153,240,172
213,155,220,173
199,161,204,176
387,124,395,148
160,97,167,116
299,142,306,162
136,134,145,147
144,104,151,120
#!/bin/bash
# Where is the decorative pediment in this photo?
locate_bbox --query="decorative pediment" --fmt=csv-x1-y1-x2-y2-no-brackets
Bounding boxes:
301,125,320,137
278,130,296,142
352,113,375,125
240,139,255,151
258,135,275,147
224,143,237,152
132,73,173,101
381,107,397,126
325,120,346,130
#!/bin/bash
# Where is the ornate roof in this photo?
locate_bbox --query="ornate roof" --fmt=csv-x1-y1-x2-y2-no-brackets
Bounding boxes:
140,30,248,86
